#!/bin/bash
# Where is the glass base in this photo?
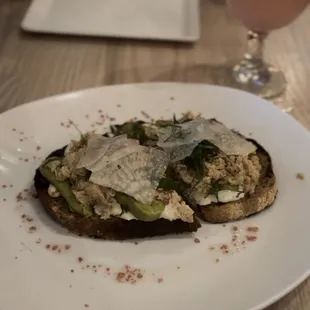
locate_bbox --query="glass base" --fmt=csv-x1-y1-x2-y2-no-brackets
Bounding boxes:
152,63,292,112
232,61,286,99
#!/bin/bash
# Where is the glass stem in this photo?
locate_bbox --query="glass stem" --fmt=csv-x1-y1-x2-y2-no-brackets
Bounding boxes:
232,29,286,98
233,30,271,86
244,30,268,70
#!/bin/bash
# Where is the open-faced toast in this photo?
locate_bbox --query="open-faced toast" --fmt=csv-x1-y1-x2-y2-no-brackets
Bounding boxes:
33,115,277,239
181,139,277,223
34,139,201,240
154,117,278,223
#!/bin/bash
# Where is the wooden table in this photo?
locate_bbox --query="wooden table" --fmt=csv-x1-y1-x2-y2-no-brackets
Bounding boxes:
1,1,310,309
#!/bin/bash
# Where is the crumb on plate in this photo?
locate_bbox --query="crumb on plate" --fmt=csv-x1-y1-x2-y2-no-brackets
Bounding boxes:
296,173,305,180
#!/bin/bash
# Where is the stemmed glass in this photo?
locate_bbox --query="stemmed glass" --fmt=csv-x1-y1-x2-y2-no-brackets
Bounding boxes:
232,30,285,99
227,0,309,99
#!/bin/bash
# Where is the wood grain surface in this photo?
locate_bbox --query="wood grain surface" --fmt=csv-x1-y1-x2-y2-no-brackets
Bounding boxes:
0,0,310,309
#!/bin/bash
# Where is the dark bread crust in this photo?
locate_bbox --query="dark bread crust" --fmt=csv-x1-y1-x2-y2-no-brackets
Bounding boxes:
34,147,201,240
191,138,277,223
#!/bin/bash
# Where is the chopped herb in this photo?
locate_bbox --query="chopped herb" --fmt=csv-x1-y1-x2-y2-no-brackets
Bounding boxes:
158,177,180,192
110,121,148,144
68,119,87,144
209,181,222,201
155,114,188,128
157,164,187,193
155,119,175,127
173,114,178,124
184,140,219,180
162,125,182,142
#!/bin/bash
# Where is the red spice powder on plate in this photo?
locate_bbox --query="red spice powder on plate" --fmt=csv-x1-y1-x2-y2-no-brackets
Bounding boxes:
247,226,259,233
115,266,144,284
246,236,257,242
28,226,36,232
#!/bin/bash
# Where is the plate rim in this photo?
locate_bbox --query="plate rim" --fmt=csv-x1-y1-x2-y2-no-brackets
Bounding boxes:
2,82,308,140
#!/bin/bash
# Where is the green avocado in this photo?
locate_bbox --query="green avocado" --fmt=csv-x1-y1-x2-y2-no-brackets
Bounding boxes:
39,157,92,217
115,192,165,222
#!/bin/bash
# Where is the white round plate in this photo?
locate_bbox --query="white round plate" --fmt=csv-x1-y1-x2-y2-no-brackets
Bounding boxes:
0,83,309,310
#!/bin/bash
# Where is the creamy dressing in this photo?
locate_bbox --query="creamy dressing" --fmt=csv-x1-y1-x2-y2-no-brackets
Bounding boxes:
118,212,137,221
47,184,60,198
118,202,193,222
192,189,244,206
94,201,123,220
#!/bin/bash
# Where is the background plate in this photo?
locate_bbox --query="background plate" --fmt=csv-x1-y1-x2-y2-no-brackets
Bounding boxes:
21,0,200,42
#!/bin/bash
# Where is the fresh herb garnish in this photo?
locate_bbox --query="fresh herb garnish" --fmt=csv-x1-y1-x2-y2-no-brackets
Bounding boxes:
155,113,188,128
158,165,185,194
155,119,174,127
156,114,194,143
184,140,219,180
162,124,191,143
155,114,178,128
110,121,149,144
158,177,179,191
68,119,87,144
208,180,222,201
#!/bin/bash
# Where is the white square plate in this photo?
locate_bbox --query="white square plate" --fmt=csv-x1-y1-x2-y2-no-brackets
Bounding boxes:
21,0,200,42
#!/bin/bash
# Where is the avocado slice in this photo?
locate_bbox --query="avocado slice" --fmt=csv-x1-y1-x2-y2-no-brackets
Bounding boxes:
115,192,165,221
39,157,92,217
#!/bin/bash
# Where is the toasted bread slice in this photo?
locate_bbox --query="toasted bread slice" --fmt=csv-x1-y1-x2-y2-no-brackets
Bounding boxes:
34,147,201,240
183,139,277,223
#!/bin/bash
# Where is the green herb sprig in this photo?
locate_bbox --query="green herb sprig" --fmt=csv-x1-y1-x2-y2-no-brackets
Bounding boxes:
184,140,219,180
110,121,148,144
